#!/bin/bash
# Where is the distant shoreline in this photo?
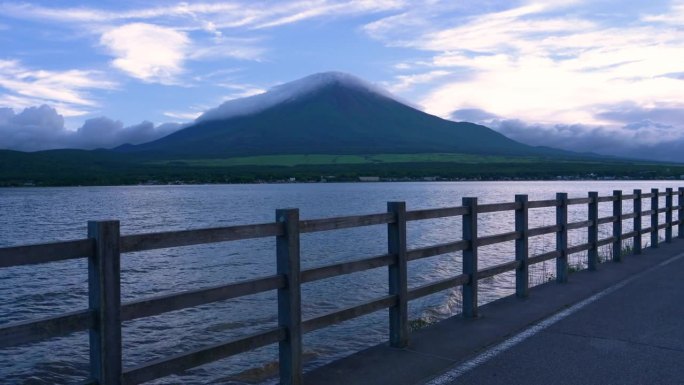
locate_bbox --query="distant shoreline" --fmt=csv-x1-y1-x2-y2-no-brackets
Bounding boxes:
5,175,684,188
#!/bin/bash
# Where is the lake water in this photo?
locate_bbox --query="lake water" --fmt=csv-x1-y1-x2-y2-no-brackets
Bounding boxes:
0,181,679,384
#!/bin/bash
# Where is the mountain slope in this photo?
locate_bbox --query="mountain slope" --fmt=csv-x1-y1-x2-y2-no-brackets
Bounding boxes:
118,72,573,159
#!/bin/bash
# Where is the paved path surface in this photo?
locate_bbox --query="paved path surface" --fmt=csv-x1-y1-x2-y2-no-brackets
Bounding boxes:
304,240,684,385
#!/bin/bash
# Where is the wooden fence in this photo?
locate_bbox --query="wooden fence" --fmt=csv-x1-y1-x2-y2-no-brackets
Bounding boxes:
1,187,683,385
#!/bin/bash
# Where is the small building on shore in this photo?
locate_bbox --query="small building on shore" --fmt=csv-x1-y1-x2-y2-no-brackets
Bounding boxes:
359,176,380,182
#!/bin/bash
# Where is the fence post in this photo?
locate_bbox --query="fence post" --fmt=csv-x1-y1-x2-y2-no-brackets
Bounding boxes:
515,195,528,297
556,193,568,283
387,202,408,347
88,220,122,385
612,190,622,262
462,197,478,318
666,188,673,243
634,189,642,254
651,188,659,248
679,187,684,239
515,194,530,298
276,208,302,385
588,192,599,270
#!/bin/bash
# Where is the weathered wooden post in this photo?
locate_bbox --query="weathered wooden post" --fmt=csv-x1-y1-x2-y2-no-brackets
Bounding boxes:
588,192,599,270
666,188,673,243
634,189,642,254
556,193,568,283
462,197,478,318
651,188,659,248
515,194,529,297
612,190,622,262
88,220,122,385
679,187,684,239
387,201,408,347
276,208,302,385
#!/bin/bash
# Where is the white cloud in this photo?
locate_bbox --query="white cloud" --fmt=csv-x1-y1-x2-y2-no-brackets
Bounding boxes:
386,70,450,92
364,1,684,129
643,0,684,24
1,1,406,87
163,110,204,120
100,23,190,83
0,105,184,151
188,38,266,61
1,1,405,31
0,60,116,117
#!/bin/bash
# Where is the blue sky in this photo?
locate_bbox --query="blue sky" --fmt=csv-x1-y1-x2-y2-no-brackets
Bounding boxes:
1,0,684,160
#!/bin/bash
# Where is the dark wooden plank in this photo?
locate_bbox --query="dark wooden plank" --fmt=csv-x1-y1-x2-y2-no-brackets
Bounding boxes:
528,250,560,265
0,309,92,348
658,223,669,230
87,220,122,385
556,193,569,283
462,197,478,318
634,189,643,254
407,274,469,301
597,196,616,202
679,187,684,239
665,188,673,243
613,190,622,262
567,242,591,254
515,194,529,297
299,213,394,233
477,202,520,214
405,206,469,221
387,201,408,348
120,222,283,253
621,212,637,220
641,209,654,216
651,188,659,248
406,240,469,261
477,231,520,247
276,208,302,385
301,254,393,283
657,207,669,214
620,230,638,240
621,194,636,200
567,220,593,230
121,275,285,321
641,192,654,198
477,260,520,280
122,327,286,385
588,192,599,271
527,224,560,237
528,199,559,208
598,237,616,247
0,238,93,268
658,191,669,197
640,226,653,234
302,295,396,333
597,216,617,225
567,197,591,205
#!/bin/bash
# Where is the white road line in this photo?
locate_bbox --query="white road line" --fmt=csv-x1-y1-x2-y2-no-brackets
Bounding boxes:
422,251,684,385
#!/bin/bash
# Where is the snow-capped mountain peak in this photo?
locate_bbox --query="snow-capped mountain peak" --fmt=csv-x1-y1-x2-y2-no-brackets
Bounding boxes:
196,71,392,123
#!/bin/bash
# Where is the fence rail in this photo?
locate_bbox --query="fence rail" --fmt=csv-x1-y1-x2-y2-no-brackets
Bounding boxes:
1,187,684,384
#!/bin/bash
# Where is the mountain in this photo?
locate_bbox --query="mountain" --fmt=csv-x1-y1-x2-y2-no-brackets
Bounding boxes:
117,72,577,159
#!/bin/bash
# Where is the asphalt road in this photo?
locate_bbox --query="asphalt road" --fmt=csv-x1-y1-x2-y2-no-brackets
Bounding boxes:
304,240,684,385
428,251,684,385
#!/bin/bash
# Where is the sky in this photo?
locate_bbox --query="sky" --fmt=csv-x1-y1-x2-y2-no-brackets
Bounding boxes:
1,0,684,161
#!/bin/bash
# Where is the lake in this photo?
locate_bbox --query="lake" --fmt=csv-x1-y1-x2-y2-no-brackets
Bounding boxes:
0,181,678,384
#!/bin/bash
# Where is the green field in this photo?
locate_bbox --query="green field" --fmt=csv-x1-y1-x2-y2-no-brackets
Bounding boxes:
3,149,684,186
150,153,544,167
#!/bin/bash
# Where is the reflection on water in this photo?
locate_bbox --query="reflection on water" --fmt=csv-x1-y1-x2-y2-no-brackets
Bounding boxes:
0,181,677,384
